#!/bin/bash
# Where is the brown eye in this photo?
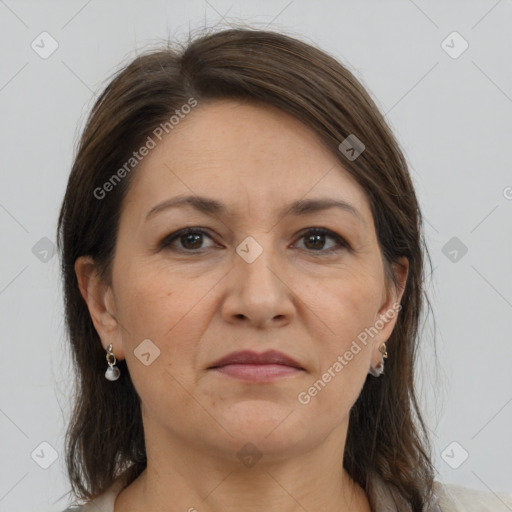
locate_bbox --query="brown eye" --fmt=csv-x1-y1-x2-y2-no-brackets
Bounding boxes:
295,228,349,254
160,228,216,252
303,232,327,250
180,232,203,250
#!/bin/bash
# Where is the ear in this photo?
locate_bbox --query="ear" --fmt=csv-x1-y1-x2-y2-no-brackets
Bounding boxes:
371,256,409,361
74,256,125,360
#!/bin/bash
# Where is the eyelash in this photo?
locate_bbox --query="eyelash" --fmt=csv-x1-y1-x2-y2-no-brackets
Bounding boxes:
159,227,350,255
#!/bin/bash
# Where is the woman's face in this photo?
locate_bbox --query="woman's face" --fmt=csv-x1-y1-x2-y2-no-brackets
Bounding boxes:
81,99,407,464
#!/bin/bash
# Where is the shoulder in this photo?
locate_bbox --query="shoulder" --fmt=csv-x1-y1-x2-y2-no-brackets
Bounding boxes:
60,502,112,512
60,477,126,512
433,480,512,512
60,507,93,512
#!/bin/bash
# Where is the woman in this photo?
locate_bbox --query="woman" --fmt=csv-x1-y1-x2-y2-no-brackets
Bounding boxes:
57,27,511,512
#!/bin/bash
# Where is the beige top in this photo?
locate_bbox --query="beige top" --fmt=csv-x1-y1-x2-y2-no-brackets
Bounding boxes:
61,473,512,511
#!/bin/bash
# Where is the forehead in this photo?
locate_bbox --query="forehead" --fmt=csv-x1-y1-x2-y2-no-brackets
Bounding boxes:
121,99,372,224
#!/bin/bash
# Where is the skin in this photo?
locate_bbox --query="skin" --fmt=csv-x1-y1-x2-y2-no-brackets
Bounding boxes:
76,99,408,512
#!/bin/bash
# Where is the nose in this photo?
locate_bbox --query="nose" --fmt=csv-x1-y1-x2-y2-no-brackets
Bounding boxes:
220,240,296,329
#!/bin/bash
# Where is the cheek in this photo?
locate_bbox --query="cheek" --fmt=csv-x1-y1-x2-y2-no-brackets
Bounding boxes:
113,270,207,415
113,261,221,382
307,270,381,399
114,258,204,338
317,270,382,342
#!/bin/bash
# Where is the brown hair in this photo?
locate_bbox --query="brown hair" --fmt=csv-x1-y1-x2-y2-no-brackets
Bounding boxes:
57,26,437,510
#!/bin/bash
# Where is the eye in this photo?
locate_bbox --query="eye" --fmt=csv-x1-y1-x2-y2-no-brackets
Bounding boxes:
159,228,217,252
159,227,350,255
294,228,349,254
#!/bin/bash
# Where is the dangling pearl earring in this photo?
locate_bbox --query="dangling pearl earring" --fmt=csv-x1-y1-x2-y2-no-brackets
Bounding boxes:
368,342,388,377
105,343,121,381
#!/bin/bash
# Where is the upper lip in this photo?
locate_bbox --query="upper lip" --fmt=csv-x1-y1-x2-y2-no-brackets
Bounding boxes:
208,350,304,370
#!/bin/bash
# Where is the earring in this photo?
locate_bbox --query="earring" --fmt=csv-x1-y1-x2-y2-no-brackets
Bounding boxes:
368,342,388,378
105,343,121,381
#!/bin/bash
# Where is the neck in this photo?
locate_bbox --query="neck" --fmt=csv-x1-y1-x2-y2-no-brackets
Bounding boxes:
114,420,370,512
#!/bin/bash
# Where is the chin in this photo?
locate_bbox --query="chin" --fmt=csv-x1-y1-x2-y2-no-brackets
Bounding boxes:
219,402,308,448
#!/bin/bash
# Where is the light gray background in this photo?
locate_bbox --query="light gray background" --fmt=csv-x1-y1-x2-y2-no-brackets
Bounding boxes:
1,1,511,511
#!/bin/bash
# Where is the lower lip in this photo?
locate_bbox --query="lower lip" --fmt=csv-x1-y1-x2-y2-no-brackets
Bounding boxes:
210,364,302,382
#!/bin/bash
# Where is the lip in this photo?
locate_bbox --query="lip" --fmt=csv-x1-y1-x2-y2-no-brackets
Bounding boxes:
208,350,303,370
207,350,305,382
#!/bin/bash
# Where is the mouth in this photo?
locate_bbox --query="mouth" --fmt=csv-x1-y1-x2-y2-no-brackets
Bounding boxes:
207,350,305,382
210,363,303,382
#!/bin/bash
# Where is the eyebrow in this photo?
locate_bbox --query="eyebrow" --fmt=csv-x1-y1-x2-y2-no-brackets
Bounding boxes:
145,195,366,225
